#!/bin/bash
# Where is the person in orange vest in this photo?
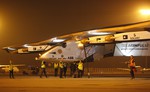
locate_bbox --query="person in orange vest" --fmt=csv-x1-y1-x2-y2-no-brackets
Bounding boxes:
128,55,136,79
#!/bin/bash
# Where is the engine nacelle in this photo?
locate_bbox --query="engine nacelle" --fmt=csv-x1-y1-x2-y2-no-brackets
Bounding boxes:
88,35,114,44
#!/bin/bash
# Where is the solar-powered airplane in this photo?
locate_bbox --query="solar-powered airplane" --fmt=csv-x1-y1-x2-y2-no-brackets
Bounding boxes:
2,20,150,63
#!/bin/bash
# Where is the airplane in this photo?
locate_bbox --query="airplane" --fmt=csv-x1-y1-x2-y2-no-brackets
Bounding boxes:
0,64,25,73
2,20,150,63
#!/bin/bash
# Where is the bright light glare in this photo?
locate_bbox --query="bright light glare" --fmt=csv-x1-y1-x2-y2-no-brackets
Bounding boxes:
53,39,65,42
88,30,112,35
78,42,84,49
51,37,65,42
139,9,150,15
78,43,83,47
23,44,31,47
39,53,42,56
8,47,16,50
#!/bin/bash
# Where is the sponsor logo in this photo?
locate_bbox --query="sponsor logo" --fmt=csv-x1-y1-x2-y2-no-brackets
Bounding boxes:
130,33,140,40
120,43,149,50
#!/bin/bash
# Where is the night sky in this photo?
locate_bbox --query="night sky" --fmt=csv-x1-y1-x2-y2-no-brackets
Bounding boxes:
0,0,150,65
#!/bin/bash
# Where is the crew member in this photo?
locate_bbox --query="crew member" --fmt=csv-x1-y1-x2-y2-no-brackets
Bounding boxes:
54,63,59,77
63,62,67,78
70,62,77,78
128,55,136,79
9,60,14,79
59,60,64,78
77,60,84,78
40,61,47,78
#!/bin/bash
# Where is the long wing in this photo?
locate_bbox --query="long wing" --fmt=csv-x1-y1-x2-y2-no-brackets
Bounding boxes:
2,20,150,54
32,20,150,45
0,64,25,67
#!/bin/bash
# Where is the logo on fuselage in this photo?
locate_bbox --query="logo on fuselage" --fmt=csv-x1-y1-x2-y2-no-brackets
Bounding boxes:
130,33,140,40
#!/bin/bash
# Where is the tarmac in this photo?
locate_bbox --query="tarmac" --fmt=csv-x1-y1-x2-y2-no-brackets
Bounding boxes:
0,76,150,92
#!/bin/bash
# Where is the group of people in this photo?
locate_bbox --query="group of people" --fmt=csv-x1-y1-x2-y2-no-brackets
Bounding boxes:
8,55,137,79
53,60,68,78
40,59,84,78
40,55,137,79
